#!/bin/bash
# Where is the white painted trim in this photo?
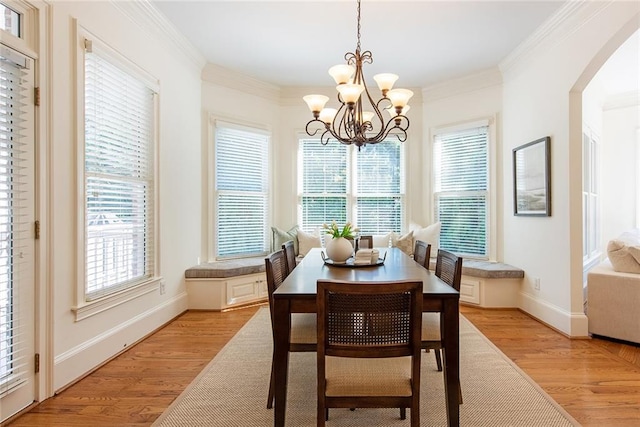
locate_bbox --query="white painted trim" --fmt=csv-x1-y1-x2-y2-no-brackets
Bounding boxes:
519,291,589,337
201,63,281,102
54,292,188,392
422,68,502,101
71,278,161,321
603,90,640,110
111,0,206,70
500,1,607,81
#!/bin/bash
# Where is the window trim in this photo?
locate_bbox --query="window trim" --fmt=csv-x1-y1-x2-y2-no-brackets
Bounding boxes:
431,117,496,261
73,25,161,321
207,116,272,261
0,1,38,57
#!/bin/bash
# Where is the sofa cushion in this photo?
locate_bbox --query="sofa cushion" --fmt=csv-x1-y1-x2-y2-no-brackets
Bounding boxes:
607,239,640,274
587,259,640,345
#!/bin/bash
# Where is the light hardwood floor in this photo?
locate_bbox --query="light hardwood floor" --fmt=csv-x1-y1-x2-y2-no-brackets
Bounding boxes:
4,304,640,426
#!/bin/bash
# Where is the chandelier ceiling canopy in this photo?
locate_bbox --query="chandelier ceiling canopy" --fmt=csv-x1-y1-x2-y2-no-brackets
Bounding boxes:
303,0,413,150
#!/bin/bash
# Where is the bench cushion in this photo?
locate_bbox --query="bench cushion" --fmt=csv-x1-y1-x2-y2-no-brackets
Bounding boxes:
185,257,265,279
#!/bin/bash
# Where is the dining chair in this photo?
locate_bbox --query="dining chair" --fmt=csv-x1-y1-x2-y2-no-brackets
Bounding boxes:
413,239,431,270
265,249,316,409
281,240,297,277
317,279,423,427
421,249,463,403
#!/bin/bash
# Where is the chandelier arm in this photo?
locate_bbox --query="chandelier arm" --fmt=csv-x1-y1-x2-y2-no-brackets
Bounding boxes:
305,119,327,137
359,81,388,142
374,115,410,143
330,100,348,139
320,130,332,145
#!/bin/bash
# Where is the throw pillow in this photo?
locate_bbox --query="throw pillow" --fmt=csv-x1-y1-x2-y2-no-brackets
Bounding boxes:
413,222,441,257
297,229,322,257
372,231,393,248
271,225,299,255
626,245,640,266
392,230,414,256
607,239,640,273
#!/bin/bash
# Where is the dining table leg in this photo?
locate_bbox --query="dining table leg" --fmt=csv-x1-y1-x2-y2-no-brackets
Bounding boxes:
441,299,460,426
273,298,291,427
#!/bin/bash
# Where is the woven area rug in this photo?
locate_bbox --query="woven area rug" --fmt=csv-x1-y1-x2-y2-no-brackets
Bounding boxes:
153,308,580,427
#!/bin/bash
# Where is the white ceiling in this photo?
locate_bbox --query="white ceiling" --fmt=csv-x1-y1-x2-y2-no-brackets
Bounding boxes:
151,0,638,94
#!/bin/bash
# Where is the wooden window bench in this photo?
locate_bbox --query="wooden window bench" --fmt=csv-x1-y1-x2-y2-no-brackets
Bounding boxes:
184,257,267,310
184,257,524,310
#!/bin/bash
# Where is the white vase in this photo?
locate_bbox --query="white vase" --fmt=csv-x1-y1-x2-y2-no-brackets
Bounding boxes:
325,237,354,263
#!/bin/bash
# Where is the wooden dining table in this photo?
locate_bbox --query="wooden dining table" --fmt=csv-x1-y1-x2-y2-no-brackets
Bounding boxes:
272,247,460,426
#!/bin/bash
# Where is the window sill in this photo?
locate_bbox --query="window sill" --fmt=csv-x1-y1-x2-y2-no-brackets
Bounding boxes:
72,277,162,321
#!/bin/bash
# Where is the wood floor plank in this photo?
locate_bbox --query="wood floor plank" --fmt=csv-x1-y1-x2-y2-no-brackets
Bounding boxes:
461,305,640,427
4,304,640,426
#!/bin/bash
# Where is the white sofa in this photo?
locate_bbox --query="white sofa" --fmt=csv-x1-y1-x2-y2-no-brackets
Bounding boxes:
587,259,640,345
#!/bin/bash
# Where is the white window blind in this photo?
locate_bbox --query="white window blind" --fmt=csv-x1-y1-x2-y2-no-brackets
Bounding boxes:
434,125,488,257
356,142,403,234
84,41,156,301
0,48,30,395
214,123,269,258
300,140,348,232
300,139,404,234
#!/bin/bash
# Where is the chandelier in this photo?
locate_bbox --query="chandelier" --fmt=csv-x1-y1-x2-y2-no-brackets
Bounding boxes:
303,0,413,150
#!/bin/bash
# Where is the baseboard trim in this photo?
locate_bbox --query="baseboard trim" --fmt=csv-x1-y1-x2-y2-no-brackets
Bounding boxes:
54,292,188,392
519,292,589,338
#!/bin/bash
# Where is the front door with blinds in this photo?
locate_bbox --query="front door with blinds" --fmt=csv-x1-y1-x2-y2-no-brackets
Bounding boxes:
0,44,36,422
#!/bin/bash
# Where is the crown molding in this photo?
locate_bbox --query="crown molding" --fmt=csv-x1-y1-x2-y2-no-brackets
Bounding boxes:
421,68,503,102
201,63,281,102
500,1,610,81
280,87,333,107
603,90,640,110
111,0,206,70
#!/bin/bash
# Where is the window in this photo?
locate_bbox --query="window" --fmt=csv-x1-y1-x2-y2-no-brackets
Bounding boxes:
0,4,20,37
582,127,600,264
82,35,158,301
0,43,34,409
433,124,489,258
214,122,269,258
299,138,404,234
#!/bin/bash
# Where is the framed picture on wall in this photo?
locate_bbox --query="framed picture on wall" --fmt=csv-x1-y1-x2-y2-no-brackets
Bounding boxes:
513,136,551,216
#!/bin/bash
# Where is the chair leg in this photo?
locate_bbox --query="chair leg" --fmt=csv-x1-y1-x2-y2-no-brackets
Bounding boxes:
266,360,274,409
458,379,463,404
400,407,406,419
434,349,443,371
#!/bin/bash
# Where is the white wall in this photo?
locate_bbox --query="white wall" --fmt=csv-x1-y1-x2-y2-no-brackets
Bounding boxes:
47,2,201,391
200,65,281,259
501,1,640,336
422,71,504,261
601,104,640,241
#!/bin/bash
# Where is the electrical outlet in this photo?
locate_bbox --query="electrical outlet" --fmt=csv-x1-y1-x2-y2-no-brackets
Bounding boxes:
159,281,166,295
534,278,540,291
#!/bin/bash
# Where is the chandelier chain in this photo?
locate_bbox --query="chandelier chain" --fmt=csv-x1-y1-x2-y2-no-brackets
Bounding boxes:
356,0,362,53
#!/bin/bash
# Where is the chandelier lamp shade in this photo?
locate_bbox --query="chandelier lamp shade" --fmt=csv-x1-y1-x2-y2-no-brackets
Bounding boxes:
303,0,413,150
